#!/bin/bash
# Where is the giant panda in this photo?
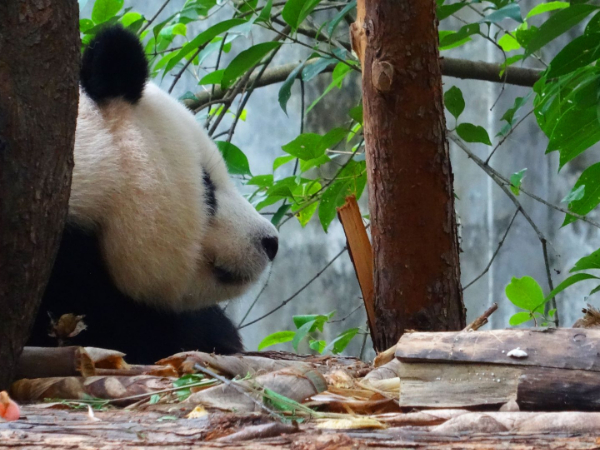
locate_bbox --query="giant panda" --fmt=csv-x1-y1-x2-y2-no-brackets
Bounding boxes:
27,25,279,363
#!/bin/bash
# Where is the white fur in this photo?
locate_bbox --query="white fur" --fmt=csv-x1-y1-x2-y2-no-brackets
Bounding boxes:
70,83,277,311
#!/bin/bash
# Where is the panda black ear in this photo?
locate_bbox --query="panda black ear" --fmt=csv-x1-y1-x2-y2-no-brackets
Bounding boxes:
81,25,149,105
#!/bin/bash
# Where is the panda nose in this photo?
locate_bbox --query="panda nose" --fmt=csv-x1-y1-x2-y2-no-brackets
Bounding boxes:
261,236,278,261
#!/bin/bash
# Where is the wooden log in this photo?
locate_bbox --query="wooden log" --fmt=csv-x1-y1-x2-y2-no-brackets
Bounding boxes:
396,328,600,371
16,347,95,379
337,195,376,342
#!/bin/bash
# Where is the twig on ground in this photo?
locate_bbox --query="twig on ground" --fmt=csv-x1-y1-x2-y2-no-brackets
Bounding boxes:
193,363,283,421
464,303,499,331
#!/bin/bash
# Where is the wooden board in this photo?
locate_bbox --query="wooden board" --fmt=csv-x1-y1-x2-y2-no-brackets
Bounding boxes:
395,328,600,371
398,362,520,408
399,362,600,410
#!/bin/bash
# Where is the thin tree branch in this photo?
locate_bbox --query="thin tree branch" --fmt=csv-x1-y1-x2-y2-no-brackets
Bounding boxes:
450,134,560,326
238,246,348,329
168,44,206,94
139,0,172,34
462,208,519,291
184,58,542,112
237,266,272,328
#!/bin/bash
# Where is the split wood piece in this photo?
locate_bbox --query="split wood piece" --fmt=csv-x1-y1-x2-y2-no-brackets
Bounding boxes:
395,328,600,410
395,328,600,371
373,295,498,368
337,195,377,344
16,347,95,379
398,361,600,410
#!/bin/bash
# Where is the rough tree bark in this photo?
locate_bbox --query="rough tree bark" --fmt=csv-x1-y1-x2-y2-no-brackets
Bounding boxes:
352,0,465,351
0,1,79,389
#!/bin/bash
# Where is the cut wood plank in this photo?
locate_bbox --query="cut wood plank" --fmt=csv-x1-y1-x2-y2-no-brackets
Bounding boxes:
399,361,600,410
398,362,520,408
337,195,377,342
396,328,600,371
517,368,600,411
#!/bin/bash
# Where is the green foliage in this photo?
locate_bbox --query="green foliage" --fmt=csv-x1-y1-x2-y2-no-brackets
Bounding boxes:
510,168,526,196
258,310,360,354
444,86,465,122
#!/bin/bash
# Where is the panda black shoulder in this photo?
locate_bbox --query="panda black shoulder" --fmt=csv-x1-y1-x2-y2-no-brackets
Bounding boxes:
80,25,149,105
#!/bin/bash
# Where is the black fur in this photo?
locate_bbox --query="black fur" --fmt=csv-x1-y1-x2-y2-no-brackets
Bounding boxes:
29,226,243,364
203,172,217,216
81,25,148,104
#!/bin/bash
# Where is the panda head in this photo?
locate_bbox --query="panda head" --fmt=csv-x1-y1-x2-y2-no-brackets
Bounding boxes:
191,136,279,306
74,25,278,311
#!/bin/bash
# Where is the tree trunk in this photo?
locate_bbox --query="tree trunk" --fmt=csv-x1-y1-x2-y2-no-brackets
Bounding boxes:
0,1,79,389
353,0,465,351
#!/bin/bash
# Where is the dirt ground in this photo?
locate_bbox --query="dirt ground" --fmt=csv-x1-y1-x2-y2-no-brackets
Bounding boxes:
2,405,600,449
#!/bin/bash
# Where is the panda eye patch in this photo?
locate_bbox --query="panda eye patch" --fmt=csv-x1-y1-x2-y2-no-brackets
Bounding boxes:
203,172,217,216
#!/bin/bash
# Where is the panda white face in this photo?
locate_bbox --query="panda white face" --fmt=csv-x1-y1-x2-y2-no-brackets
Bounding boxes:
69,83,278,311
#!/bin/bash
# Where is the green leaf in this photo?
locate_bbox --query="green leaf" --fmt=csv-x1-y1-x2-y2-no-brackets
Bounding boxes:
510,168,527,196
292,320,316,352
309,339,326,353
278,60,307,115
590,285,600,297
80,18,94,33
483,4,522,23
439,23,479,48
258,331,296,350
328,1,356,36
526,4,599,56
215,141,252,176
164,19,246,74
271,203,291,226
509,312,533,326
550,107,600,169
526,1,569,19
149,394,161,404
257,0,273,23
273,155,296,171
571,247,600,272
302,57,335,82
498,34,521,52
92,0,124,24
456,123,492,145
247,174,273,187
444,86,465,120
544,273,600,302
293,313,330,331
199,69,225,85
501,94,531,126
548,308,557,318
324,328,360,354
562,185,585,205
306,64,351,113
437,2,466,21
562,163,600,227
282,133,323,160
221,42,281,89
548,33,600,79
505,276,545,312
282,0,322,30
349,104,363,124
